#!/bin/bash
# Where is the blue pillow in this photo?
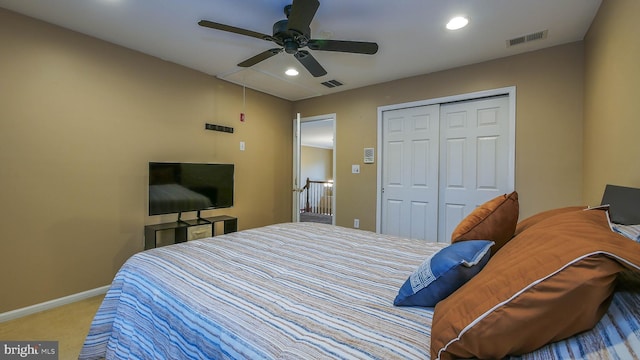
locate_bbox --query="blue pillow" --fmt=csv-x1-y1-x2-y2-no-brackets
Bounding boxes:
394,240,493,307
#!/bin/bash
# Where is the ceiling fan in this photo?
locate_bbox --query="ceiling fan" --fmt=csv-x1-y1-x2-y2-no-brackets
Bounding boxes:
198,0,378,77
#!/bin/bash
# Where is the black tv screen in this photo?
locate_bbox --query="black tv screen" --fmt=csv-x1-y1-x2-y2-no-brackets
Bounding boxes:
148,162,234,216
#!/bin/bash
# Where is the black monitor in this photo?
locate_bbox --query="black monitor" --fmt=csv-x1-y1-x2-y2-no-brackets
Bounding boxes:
148,162,234,216
600,184,640,225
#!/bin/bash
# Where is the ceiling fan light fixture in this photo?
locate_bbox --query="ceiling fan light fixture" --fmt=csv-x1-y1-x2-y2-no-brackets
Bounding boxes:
446,16,469,30
198,0,378,78
285,68,299,76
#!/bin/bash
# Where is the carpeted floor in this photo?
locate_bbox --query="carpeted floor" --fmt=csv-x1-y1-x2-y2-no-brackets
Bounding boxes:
300,211,333,224
0,295,104,360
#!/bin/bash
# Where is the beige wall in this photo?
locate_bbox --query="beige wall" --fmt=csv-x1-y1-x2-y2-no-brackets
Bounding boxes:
583,0,640,205
294,42,585,230
301,146,333,182
4,1,637,313
0,9,293,312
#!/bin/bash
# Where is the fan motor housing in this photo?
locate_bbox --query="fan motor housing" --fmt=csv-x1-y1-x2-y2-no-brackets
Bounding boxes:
273,20,310,46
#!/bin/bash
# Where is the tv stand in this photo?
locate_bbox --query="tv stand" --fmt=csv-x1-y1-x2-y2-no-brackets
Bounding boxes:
144,215,237,250
177,210,211,225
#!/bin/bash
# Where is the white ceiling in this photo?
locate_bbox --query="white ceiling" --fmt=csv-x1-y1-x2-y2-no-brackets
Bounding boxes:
301,119,334,149
0,0,601,101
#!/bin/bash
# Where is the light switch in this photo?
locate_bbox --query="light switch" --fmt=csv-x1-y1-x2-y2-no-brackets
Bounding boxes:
352,164,360,174
240,141,245,151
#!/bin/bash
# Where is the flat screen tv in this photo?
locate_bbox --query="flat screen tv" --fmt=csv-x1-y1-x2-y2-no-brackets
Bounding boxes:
148,162,234,216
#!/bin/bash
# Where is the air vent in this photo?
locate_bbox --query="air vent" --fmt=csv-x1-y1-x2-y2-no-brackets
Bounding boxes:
321,79,344,88
507,30,548,47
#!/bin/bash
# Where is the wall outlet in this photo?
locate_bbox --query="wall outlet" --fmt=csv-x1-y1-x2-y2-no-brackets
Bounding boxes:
353,218,360,228
352,164,360,174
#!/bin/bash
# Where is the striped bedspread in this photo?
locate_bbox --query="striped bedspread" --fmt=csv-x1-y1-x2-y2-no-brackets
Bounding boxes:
79,222,640,359
79,222,445,359
513,271,640,360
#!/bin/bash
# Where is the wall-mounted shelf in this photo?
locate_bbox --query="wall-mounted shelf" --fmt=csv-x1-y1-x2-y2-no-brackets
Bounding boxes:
205,123,234,133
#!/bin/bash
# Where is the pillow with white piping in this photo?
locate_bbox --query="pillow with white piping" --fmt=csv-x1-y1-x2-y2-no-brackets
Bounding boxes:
430,209,640,360
393,240,493,307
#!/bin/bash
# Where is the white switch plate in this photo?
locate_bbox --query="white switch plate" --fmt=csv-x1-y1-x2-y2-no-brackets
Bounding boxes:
240,141,245,151
352,164,360,174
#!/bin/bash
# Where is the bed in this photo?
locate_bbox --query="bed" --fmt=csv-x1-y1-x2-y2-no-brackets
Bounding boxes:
80,186,640,360
148,184,213,216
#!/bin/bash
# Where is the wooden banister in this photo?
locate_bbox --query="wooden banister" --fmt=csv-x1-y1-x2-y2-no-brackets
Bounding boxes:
300,177,333,215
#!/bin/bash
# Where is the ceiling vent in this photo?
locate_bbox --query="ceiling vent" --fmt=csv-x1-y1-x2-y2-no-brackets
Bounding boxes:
321,79,343,88
507,30,548,47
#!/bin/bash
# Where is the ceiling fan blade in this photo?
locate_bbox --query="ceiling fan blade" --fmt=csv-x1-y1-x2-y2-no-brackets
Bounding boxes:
287,0,319,35
238,48,282,67
198,20,272,41
294,50,327,77
307,39,379,55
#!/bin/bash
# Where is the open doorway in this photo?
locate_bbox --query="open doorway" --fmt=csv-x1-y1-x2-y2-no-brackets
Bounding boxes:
299,115,335,224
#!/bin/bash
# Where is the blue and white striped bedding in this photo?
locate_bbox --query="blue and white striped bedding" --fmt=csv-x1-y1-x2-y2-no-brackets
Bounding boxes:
79,222,640,359
512,270,640,360
613,223,640,242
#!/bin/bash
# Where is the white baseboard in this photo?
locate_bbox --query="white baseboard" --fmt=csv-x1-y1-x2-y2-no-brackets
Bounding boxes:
0,285,110,323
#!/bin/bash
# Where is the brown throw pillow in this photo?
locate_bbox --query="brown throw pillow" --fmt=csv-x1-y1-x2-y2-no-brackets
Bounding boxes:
431,209,640,360
451,191,519,254
513,205,586,237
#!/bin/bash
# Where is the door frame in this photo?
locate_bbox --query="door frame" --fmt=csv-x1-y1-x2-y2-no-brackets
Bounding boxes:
292,113,337,224
292,113,302,222
375,86,516,233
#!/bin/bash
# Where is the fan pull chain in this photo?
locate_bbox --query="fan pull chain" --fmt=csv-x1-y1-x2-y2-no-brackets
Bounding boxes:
241,85,246,122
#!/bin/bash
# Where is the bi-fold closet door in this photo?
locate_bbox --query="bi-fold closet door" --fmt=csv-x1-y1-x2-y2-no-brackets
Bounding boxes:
380,95,511,242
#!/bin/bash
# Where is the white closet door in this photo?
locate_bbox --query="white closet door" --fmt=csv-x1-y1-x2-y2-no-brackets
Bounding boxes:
381,105,440,240
438,96,511,242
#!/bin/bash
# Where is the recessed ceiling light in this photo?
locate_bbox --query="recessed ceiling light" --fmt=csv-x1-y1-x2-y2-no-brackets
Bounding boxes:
285,68,299,76
446,16,469,30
